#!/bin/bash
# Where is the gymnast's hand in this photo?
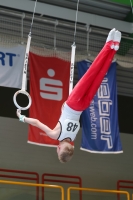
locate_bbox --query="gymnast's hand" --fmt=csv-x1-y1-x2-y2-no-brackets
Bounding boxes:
16,109,26,123
16,109,21,118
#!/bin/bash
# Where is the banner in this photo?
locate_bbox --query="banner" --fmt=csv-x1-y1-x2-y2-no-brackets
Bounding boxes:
77,60,123,153
28,53,70,147
0,45,25,88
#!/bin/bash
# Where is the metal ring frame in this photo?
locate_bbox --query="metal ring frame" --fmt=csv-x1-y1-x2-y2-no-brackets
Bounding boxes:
13,90,32,110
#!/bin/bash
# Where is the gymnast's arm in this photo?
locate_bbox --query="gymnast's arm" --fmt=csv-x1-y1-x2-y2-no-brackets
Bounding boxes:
25,117,59,139
16,109,60,140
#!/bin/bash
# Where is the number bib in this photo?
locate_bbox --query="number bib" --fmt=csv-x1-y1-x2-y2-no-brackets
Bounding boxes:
61,119,80,141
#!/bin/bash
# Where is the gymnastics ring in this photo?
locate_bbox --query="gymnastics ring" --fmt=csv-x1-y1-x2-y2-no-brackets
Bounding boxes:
13,90,32,110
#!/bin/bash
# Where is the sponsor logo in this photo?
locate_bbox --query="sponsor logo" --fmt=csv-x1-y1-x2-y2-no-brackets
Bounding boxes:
40,69,63,101
40,132,47,136
0,52,17,67
23,53,28,74
70,63,74,82
98,78,113,149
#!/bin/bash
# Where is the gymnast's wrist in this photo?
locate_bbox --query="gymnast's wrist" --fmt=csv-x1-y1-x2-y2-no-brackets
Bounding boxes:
19,115,25,123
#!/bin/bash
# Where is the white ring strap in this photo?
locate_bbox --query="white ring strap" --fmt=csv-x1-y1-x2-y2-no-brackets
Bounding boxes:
69,0,79,95
13,34,31,110
13,90,32,110
13,0,38,111
69,43,76,94
22,34,31,91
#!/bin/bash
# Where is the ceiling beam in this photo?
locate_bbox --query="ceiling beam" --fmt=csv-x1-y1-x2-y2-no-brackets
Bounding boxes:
1,0,133,33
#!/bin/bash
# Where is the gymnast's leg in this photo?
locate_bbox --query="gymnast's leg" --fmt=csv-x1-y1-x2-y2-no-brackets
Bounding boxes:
66,29,121,111
81,30,121,110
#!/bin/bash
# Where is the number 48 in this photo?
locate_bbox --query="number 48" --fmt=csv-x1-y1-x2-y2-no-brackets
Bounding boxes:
67,122,78,132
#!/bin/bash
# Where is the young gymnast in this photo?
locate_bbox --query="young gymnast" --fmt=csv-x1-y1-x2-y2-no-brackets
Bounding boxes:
17,28,121,163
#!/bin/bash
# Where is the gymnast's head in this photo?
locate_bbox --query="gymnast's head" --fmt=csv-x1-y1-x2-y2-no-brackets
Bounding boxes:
57,140,74,163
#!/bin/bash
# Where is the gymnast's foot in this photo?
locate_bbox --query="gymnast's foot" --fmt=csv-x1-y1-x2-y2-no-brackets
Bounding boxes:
106,28,116,49
113,30,121,51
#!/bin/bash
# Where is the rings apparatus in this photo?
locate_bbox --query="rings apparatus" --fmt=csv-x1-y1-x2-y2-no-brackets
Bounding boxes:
13,90,32,110
13,0,37,110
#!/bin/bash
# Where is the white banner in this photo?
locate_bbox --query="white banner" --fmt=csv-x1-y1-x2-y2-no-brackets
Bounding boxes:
0,45,26,88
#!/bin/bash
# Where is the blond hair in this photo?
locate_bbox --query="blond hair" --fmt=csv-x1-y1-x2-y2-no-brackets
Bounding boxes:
58,145,74,163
